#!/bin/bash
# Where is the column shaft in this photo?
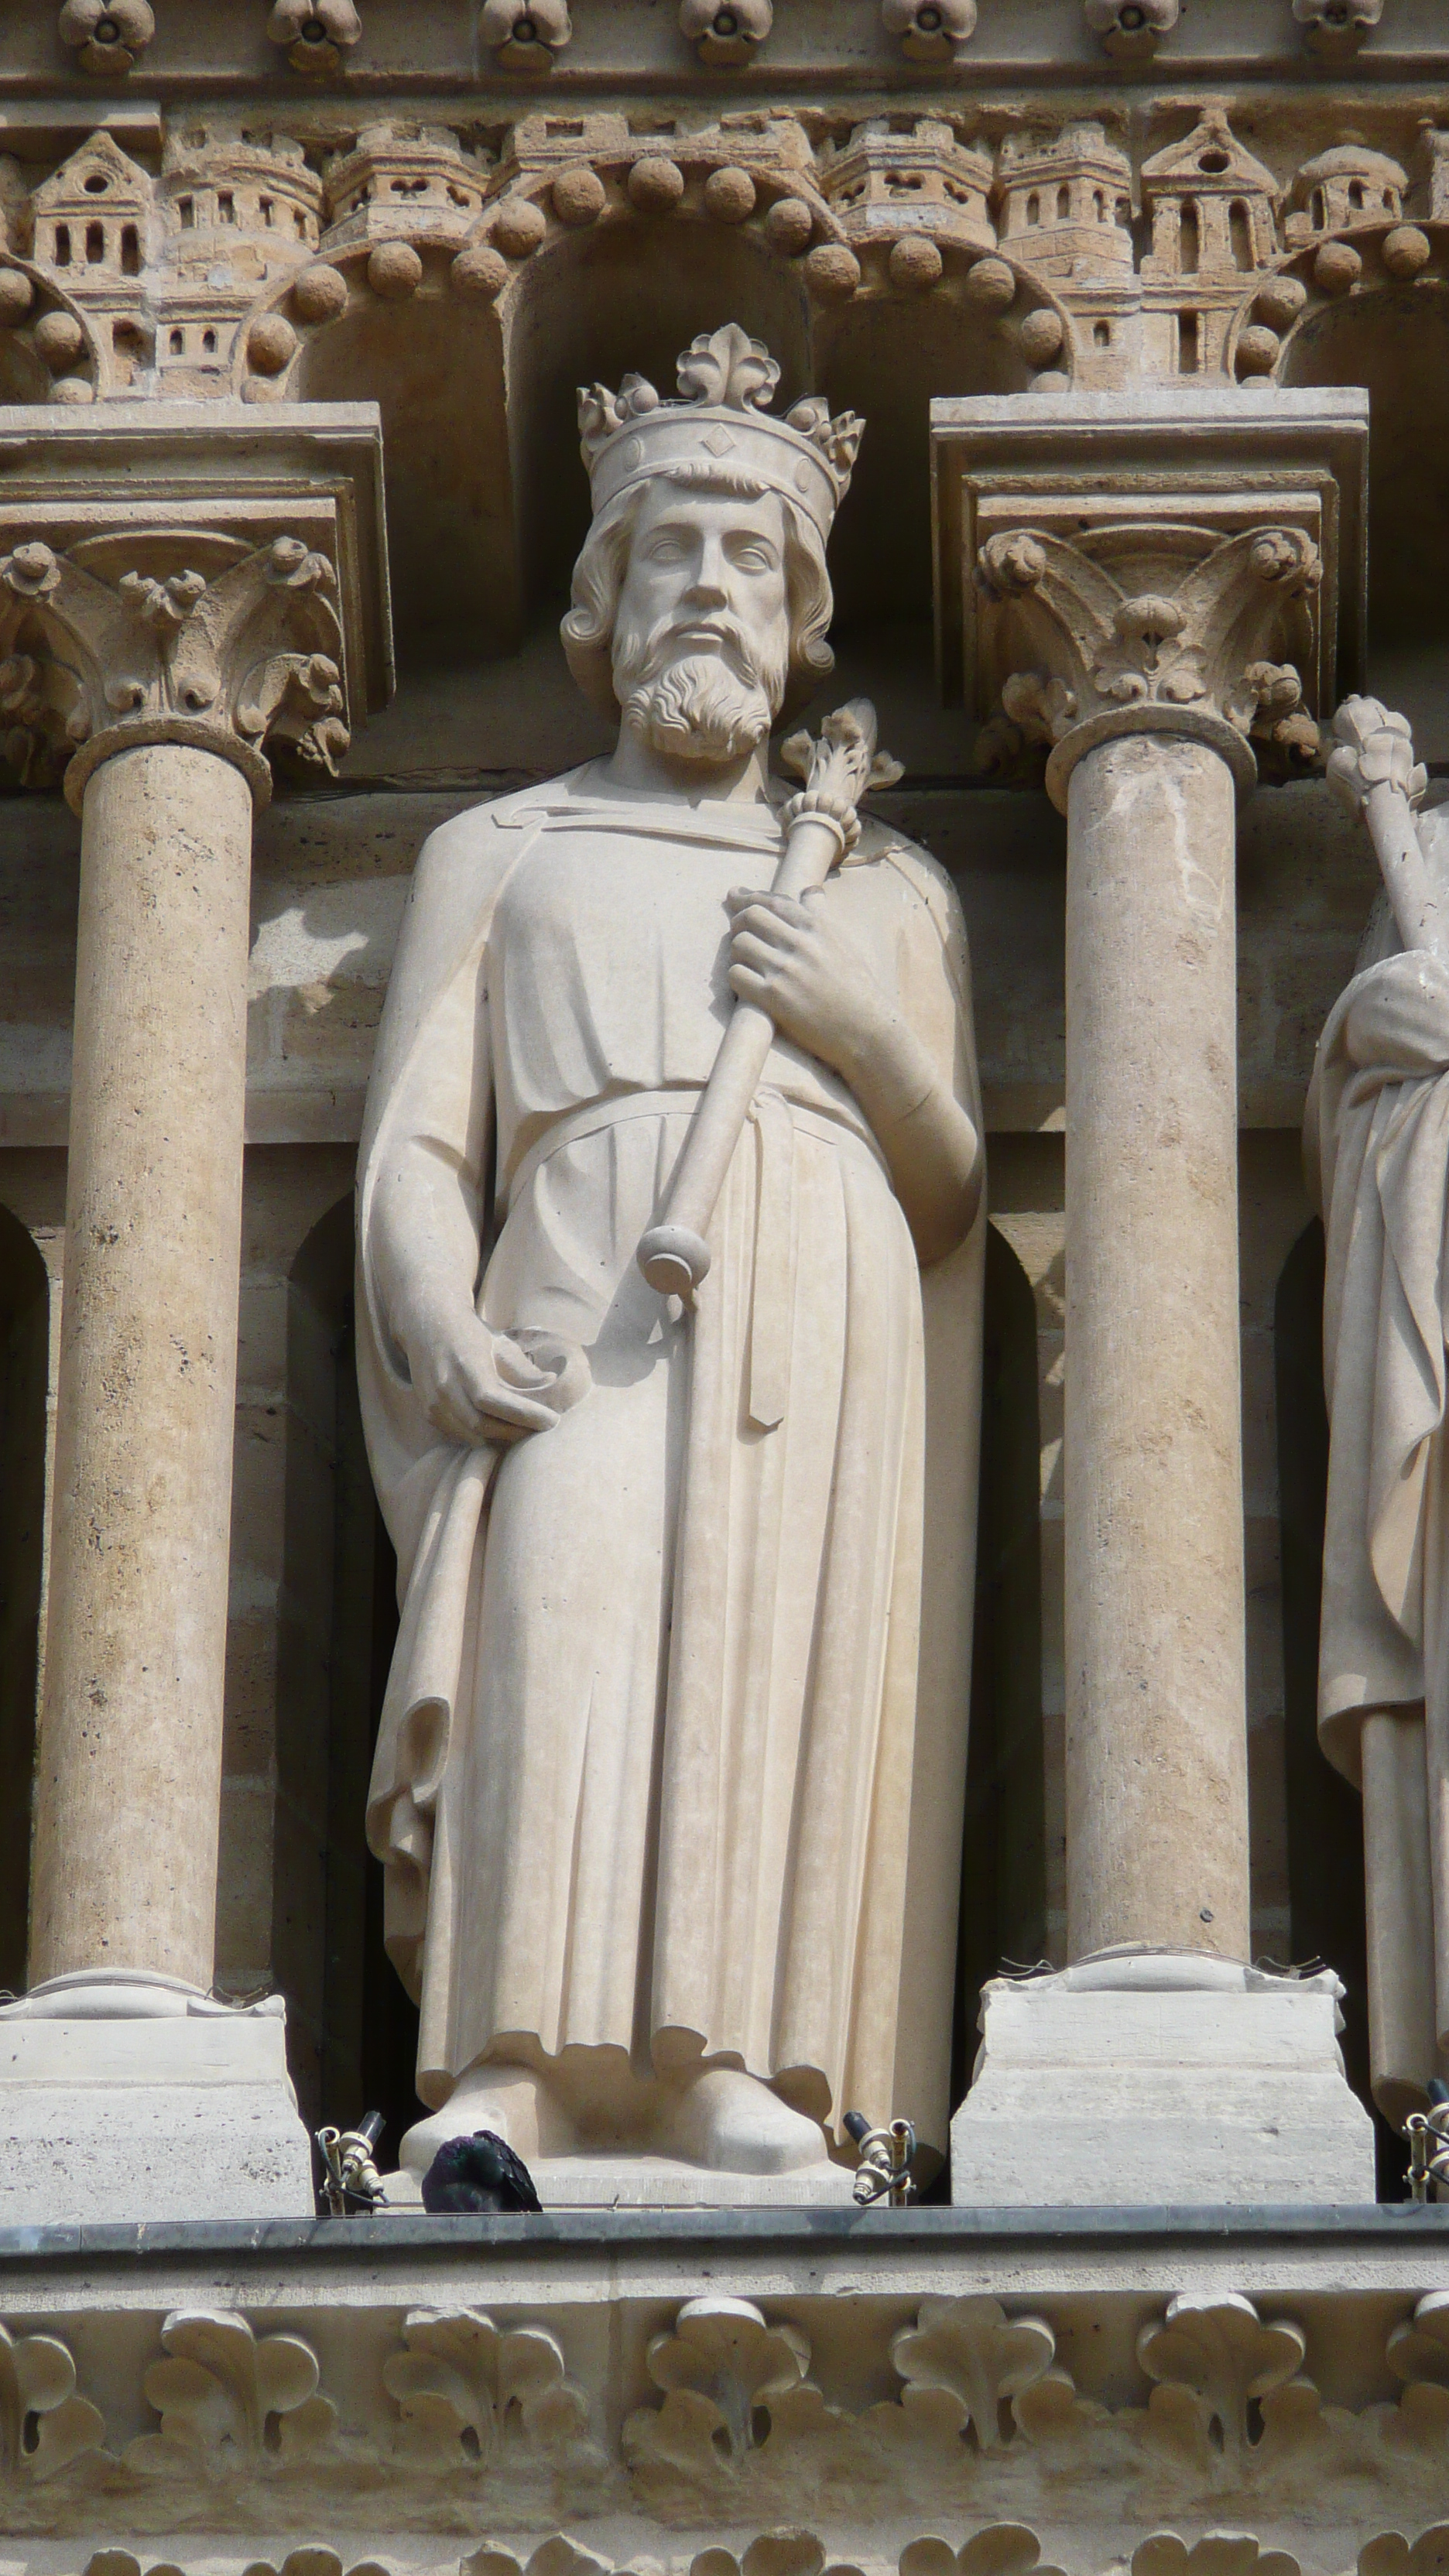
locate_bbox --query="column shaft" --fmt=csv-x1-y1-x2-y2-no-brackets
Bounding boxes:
1063,731,1250,1960
29,743,253,1989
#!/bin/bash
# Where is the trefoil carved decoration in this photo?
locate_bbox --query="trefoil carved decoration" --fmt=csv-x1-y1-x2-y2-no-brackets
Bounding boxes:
480,0,572,72
680,0,773,67
267,0,362,75
880,0,978,63
57,0,153,75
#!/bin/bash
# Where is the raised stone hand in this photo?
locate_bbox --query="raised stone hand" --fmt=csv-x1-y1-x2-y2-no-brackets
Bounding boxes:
1326,695,1447,965
399,1303,583,1445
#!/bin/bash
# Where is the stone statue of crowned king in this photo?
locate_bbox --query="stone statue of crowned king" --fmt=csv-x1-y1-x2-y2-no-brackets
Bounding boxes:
358,325,985,2196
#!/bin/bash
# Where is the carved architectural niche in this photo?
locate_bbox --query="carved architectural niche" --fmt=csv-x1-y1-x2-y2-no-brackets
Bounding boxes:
993,125,1135,382
323,122,491,256
819,118,995,257
1139,107,1278,376
1284,144,1406,250
149,128,322,395
23,131,148,389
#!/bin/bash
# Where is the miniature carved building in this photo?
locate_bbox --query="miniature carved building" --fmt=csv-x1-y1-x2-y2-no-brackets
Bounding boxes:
0,8,1446,2576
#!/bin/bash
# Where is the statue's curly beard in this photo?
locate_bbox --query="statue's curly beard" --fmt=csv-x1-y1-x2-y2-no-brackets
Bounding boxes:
612,624,786,766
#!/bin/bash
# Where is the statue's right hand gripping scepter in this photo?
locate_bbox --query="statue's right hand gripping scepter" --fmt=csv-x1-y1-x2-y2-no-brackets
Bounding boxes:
636,697,901,1303
1327,696,1448,968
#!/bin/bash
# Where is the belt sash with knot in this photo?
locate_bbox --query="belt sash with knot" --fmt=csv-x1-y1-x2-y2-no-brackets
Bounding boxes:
501,1084,891,1433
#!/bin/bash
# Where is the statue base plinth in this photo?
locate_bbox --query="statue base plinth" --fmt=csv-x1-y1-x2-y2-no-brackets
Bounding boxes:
385,2150,859,2208
950,1947,1377,2207
0,1972,316,2225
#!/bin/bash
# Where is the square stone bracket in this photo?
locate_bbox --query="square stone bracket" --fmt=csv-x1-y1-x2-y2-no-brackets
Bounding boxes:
930,384,1368,729
0,398,393,731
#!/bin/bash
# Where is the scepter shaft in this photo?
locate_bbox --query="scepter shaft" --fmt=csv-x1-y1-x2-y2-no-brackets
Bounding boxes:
637,697,889,1303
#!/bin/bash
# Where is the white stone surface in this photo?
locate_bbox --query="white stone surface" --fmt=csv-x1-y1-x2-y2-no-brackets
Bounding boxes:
384,2152,858,2208
951,1950,1377,2205
0,1979,314,2224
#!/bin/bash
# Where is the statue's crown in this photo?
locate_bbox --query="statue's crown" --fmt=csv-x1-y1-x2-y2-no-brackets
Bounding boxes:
578,324,863,546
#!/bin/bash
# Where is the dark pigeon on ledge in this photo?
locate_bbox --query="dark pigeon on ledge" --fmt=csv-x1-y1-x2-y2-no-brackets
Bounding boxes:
420,2129,543,2214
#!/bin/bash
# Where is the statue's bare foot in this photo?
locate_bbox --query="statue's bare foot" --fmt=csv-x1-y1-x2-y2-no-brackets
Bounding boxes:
670,2067,831,2174
400,2061,566,2180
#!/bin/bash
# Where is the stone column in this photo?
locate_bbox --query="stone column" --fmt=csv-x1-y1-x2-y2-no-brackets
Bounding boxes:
933,390,1377,2202
0,410,389,2225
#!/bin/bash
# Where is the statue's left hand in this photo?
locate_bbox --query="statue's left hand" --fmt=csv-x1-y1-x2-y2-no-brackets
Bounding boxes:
726,886,892,1082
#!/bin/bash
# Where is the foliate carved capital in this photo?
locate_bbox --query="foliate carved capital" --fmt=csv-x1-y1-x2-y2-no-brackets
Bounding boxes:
0,529,349,809
973,518,1324,797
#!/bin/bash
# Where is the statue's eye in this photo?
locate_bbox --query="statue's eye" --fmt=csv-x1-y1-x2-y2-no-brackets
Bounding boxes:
646,536,687,564
728,540,776,571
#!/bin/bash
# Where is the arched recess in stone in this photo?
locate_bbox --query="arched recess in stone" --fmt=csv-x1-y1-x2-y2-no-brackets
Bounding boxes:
1225,219,1449,755
283,1193,416,2145
953,1219,1046,2120
499,212,815,611
817,283,1046,633
279,261,516,663
0,1202,48,1996
1274,1214,1406,2195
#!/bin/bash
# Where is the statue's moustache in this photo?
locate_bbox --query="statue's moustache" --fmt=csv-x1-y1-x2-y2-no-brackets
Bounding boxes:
620,618,762,689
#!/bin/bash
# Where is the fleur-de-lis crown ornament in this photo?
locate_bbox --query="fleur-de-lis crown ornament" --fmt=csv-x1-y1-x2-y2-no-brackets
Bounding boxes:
577,324,864,546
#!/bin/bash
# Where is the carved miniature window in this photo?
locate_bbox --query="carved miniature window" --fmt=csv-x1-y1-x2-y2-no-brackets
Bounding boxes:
260,195,275,225
1057,183,1070,218
1026,190,1040,224
85,221,104,264
169,326,184,355
177,194,194,228
1178,308,1200,371
201,326,217,355
1230,200,1253,268
1180,197,1200,271
1312,186,1326,228
1348,178,1365,210
1094,319,1111,345
121,222,139,273
293,207,307,235
1115,194,1131,224
53,224,70,265
83,170,108,194
218,190,235,222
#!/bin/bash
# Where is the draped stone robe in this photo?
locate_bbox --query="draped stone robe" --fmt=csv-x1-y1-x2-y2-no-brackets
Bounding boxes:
1309,820,1449,2119
358,766,985,2152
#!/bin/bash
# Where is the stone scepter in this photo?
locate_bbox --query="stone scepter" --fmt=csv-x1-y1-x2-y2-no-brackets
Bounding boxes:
1327,694,1447,962
638,696,902,1300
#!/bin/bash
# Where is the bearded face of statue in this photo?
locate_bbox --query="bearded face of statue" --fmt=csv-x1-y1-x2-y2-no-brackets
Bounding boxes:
609,481,792,766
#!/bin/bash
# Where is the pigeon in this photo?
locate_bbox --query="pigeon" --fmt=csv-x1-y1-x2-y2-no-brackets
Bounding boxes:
420,2128,543,2214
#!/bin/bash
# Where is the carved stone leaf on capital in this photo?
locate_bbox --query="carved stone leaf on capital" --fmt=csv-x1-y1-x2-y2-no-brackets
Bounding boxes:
890,2297,1057,2455
690,2533,864,2576
901,2526,1066,2576
464,2540,612,2576
382,2306,591,2467
1360,2528,1449,2576
623,2297,814,2482
0,531,350,796
0,2319,105,2485
1132,2537,1302,2576
1136,2295,1316,2482
974,521,1321,769
1370,2292,1449,2453
125,2307,337,2474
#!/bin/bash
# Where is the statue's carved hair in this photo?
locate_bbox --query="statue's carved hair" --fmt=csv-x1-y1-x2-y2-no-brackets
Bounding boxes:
560,470,835,719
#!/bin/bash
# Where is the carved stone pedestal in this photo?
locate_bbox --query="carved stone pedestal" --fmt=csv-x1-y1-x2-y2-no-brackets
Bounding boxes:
0,1973,313,2225
951,1948,1376,2207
